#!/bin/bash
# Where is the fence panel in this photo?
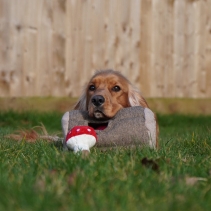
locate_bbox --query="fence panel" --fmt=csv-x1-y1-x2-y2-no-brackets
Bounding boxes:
0,0,210,98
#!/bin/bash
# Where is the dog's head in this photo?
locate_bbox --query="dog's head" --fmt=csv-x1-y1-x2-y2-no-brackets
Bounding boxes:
74,69,148,119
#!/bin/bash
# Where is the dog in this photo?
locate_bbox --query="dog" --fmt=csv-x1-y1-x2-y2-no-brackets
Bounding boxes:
61,69,158,148
74,69,149,119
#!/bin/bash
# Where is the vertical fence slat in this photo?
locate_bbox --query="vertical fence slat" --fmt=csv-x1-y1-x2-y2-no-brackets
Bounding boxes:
205,0,211,97
140,0,153,97
50,0,66,96
0,0,11,96
35,0,53,96
22,0,39,96
195,0,210,97
174,0,187,97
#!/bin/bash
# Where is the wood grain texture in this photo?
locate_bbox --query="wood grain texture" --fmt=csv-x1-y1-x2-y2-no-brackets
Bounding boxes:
0,0,210,98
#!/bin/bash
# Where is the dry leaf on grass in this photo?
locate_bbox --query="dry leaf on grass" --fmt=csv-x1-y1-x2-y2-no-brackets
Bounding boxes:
185,177,207,186
5,129,39,142
141,157,159,173
5,123,61,142
67,172,77,186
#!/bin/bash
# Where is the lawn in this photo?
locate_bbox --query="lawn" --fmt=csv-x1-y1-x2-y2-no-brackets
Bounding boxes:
0,110,211,211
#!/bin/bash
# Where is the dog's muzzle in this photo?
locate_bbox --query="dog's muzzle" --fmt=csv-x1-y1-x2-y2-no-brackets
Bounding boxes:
91,95,105,107
90,95,107,119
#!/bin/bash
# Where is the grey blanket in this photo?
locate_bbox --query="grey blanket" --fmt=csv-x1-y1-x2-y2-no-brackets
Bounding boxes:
61,106,157,150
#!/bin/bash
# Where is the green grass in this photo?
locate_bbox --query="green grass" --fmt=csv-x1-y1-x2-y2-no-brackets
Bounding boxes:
0,111,211,211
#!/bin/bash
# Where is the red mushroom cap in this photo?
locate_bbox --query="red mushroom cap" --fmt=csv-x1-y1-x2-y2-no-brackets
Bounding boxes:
66,126,97,142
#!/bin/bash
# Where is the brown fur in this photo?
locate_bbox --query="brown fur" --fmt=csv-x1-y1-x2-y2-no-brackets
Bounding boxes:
74,69,149,119
75,69,159,148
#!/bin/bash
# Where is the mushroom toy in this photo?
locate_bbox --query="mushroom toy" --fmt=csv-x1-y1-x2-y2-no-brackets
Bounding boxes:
65,126,97,153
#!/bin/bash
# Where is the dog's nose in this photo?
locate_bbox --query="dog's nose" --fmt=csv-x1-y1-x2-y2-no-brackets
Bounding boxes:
91,95,105,107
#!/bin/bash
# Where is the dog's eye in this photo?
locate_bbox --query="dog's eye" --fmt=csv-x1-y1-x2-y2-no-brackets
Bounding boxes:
89,85,96,91
112,86,121,92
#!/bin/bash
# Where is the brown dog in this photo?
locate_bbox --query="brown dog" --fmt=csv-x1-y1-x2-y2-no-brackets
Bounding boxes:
61,69,158,148
74,69,149,119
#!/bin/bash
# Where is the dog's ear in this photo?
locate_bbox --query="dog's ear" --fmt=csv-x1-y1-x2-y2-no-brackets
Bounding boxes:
128,85,149,108
74,92,87,110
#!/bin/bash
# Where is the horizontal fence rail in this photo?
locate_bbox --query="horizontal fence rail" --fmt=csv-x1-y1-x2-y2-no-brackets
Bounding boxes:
0,0,211,98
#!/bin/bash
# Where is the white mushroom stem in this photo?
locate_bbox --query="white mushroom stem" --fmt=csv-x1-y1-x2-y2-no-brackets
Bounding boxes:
66,134,96,153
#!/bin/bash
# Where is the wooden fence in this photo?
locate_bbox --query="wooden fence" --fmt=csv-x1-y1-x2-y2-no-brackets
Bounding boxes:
0,0,211,98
